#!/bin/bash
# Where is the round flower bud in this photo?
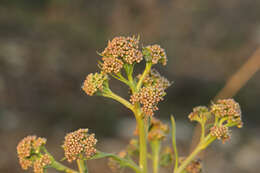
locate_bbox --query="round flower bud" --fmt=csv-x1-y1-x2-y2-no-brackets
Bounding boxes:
143,44,167,65
82,73,108,96
210,99,243,128
63,129,97,162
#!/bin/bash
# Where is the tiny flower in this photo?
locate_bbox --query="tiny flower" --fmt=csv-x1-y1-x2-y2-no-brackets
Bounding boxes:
148,117,169,141
188,106,210,123
17,136,47,170
63,129,97,162
138,69,171,90
210,125,231,143
210,99,243,128
33,154,51,173
101,36,143,65
143,44,167,65
130,86,165,117
82,73,108,96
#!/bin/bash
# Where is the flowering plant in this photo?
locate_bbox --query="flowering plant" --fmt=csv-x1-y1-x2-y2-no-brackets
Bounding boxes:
17,36,243,173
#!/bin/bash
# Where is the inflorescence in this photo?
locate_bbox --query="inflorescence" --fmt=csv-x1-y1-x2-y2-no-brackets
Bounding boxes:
63,128,97,162
17,35,244,173
17,136,50,173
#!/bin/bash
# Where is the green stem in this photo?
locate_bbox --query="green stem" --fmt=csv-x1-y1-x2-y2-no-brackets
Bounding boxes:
51,160,78,173
103,90,134,111
77,159,88,173
43,147,78,173
136,62,152,91
174,135,216,173
199,122,205,143
136,115,148,173
171,116,179,171
174,145,202,173
90,151,141,173
151,140,161,173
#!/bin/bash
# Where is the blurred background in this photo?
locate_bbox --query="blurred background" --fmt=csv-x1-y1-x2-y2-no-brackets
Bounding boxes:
0,0,260,172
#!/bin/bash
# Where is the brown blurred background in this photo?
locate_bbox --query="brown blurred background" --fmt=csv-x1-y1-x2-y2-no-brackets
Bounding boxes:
0,0,260,172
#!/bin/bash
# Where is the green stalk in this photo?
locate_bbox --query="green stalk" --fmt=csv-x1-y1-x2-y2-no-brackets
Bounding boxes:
136,115,148,173
174,145,202,173
151,140,161,173
171,116,179,171
51,160,78,173
136,62,152,91
43,147,78,173
103,90,134,111
174,134,216,173
77,159,88,173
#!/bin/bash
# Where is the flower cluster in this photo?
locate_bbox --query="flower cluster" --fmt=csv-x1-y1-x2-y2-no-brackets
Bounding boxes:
210,125,231,143
33,154,51,173
148,117,169,141
101,36,143,74
82,73,108,96
210,99,243,128
188,106,210,123
130,86,165,116
179,158,202,173
17,136,49,172
63,129,97,162
143,44,167,65
139,69,171,90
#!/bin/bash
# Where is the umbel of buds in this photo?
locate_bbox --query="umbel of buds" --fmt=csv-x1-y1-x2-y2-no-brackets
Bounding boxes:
82,73,108,96
63,128,97,162
211,98,243,128
17,136,51,173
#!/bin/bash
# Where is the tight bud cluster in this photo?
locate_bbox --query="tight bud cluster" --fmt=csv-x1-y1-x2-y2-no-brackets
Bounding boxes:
33,154,51,173
17,136,49,172
139,69,171,90
143,44,167,65
82,73,108,96
101,36,143,74
130,86,165,116
210,125,231,143
63,129,97,162
210,99,242,128
188,106,209,123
